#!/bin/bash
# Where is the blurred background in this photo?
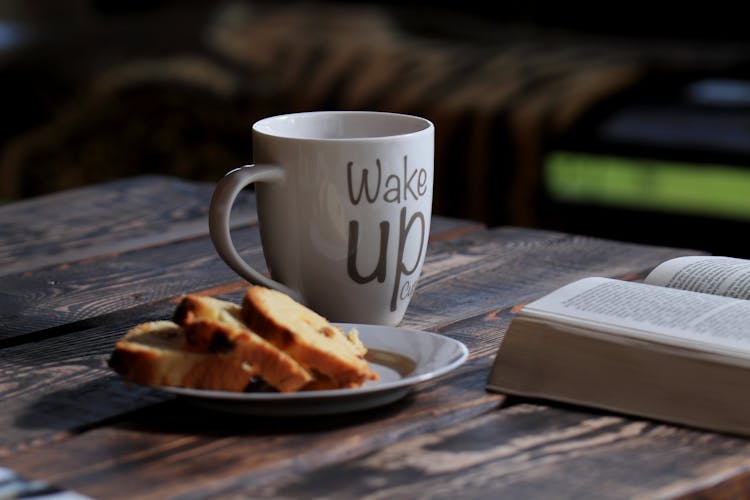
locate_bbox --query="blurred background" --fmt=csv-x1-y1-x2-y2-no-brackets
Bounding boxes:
2,0,750,256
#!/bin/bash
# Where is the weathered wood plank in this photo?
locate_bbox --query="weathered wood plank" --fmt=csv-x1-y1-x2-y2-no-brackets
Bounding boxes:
3,175,731,499
0,228,699,450
0,229,704,499
0,226,266,341
243,402,750,500
0,285,495,459
1,225,526,453
0,297,216,456
4,364,498,500
161,307,750,500
0,175,482,279
0,224,697,344
8,290,748,500
0,214,483,343
0,175,258,276
401,226,704,330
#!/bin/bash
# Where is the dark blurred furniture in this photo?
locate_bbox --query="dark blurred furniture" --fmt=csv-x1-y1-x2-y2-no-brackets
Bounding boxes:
540,73,750,258
2,0,750,246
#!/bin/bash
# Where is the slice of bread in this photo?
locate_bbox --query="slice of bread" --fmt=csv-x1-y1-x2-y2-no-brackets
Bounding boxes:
108,321,257,391
242,286,379,388
172,294,313,392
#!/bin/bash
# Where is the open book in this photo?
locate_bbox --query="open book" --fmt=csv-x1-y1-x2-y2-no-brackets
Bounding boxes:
486,256,750,437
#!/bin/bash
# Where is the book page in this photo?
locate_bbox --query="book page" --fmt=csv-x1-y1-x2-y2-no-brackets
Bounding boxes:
525,277,750,359
645,256,750,299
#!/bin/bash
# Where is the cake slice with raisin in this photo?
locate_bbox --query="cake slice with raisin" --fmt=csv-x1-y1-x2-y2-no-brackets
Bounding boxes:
173,294,313,392
242,286,379,389
108,320,257,391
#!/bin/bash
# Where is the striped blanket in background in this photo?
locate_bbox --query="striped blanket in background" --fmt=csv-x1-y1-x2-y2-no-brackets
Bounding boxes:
1,2,747,226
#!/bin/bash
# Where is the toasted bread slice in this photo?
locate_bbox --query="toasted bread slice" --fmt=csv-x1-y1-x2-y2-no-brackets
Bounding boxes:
173,294,313,392
242,286,379,388
108,321,256,391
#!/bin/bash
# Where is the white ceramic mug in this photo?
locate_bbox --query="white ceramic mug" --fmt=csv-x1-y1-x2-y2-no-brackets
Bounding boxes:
209,111,434,325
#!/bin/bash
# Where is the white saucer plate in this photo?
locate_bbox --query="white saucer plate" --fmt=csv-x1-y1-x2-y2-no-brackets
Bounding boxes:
159,323,469,416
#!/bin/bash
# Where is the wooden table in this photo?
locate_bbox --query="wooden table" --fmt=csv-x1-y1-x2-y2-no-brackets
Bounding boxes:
3,175,750,499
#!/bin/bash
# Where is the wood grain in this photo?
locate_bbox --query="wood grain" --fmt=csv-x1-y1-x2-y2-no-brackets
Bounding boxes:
0,214,483,343
244,403,750,500
0,175,258,276
0,227,266,341
0,227,697,441
4,361,499,500
0,175,481,280
1,176,728,500
197,309,750,499
402,226,702,330
0,227,703,499
10,288,749,500
0,212,492,451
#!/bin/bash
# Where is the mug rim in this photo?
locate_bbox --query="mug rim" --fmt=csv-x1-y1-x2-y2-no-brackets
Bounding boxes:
252,110,434,142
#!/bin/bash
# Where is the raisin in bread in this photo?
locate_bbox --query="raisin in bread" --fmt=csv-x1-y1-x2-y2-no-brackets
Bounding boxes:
242,286,379,388
172,294,313,392
108,321,257,391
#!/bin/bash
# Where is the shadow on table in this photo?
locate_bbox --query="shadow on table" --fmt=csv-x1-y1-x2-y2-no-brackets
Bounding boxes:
13,375,417,435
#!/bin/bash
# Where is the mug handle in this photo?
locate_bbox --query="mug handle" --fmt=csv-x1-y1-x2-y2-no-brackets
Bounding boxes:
208,165,303,302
